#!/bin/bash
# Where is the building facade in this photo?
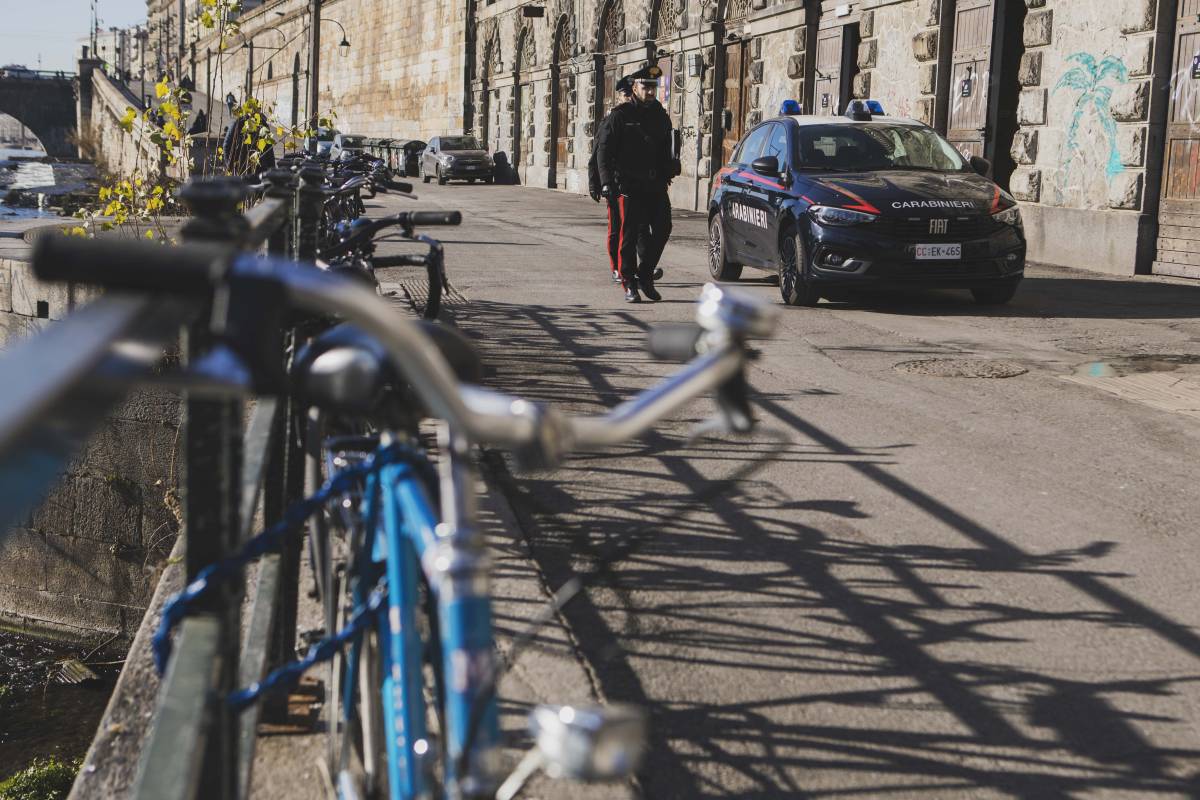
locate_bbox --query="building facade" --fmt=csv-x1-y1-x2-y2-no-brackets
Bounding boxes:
142,0,1200,278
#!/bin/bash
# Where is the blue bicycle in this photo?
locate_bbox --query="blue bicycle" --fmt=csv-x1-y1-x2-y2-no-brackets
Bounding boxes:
38,224,776,799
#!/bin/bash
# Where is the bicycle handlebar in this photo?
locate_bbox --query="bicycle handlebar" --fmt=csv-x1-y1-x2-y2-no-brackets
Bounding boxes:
32,236,232,293
321,210,461,259
31,241,774,466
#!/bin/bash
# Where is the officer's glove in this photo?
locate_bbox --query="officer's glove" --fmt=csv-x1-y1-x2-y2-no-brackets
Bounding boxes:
589,185,601,203
601,184,616,200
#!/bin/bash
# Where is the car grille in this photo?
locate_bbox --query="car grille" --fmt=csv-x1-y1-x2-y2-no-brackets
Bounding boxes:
877,215,1000,240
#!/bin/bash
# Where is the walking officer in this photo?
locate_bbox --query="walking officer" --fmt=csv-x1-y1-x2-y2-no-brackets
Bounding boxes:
590,79,667,284
590,77,634,284
595,64,679,302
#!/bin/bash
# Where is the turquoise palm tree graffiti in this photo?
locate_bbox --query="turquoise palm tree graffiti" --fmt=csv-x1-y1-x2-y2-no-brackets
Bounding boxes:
1054,53,1128,184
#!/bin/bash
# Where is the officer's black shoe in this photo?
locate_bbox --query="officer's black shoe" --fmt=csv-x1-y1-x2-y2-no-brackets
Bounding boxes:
639,281,662,302
611,269,622,283
653,267,664,281
624,287,642,303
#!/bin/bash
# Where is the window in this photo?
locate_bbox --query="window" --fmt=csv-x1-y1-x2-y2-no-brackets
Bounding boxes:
734,124,773,165
440,136,482,151
763,123,790,167
794,124,969,172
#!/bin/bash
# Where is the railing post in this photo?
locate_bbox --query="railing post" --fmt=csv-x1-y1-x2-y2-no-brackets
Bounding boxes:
264,168,297,259
260,166,307,716
179,176,250,800
297,165,325,262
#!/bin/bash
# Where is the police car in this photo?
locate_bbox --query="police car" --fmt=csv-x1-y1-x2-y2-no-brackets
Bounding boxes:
708,100,1025,306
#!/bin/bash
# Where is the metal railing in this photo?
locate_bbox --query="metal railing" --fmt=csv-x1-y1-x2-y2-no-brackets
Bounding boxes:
0,163,335,799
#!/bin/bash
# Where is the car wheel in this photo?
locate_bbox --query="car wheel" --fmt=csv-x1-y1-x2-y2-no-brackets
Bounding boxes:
778,226,820,307
421,162,430,184
467,178,475,184
483,176,494,185
971,281,1019,306
708,215,743,281
437,167,447,186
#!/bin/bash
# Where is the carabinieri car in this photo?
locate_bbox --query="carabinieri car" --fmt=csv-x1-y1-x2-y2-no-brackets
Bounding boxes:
708,100,1026,306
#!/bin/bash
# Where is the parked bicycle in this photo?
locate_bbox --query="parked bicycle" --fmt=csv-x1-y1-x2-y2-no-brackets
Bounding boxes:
33,225,776,799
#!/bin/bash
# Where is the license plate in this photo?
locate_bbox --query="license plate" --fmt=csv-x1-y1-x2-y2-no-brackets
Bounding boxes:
914,243,962,260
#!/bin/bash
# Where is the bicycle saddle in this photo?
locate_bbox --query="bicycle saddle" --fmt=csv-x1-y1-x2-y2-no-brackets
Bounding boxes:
294,322,484,415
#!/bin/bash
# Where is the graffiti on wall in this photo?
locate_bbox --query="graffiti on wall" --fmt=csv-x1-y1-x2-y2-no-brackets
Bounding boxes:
1051,53,1128,206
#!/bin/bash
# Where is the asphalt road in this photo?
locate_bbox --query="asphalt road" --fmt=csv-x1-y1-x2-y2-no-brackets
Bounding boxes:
370,180,1200,799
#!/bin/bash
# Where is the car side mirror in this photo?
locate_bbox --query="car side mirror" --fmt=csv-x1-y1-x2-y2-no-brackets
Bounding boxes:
751,155,780,176
969,155,991,176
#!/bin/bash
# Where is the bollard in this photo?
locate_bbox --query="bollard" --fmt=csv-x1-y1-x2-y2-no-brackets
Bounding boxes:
179,177,247,800
296,164,325,263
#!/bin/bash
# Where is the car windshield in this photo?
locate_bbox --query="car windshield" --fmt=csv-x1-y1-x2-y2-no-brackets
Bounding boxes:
317,130,336,142
795,124,967,173
441,136,481,151
340,136,366,148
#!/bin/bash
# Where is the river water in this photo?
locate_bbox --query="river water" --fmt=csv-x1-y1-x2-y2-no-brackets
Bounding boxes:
0,146,94,221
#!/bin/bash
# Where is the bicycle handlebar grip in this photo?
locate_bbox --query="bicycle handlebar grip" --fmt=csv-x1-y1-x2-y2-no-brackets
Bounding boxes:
647,322,705,363
32,235,232,293
407,211,462,227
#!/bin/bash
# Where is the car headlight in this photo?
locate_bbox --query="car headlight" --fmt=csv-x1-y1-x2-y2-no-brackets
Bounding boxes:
992,205,1022,228
807,205,878,226
439,155,454,165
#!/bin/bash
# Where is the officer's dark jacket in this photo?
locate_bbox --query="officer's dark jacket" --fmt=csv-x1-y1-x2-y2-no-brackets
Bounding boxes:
588,104,624,197
596,99,677,194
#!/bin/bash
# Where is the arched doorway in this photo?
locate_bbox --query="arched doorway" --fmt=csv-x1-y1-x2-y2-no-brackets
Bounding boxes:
648,0,680,112
513,28,535,185
291,54,300,127
596,0,625,126
937,0,1026,184
715,0,754,167
549,16,573,188
479,32,500,152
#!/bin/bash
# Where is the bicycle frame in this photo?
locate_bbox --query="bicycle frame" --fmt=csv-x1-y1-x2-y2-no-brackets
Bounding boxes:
344,432,499,800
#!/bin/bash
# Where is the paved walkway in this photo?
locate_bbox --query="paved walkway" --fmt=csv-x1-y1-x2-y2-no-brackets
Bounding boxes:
362,182,1200,798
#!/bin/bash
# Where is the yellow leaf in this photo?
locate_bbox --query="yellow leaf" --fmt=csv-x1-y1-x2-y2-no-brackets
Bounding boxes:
98,187,111,200
155,79,169,99
276,126,285,137
256,138,268,152
145,229,155,239
66,226,87,237
200,10,214,27
164,121,181,140
135,177,143,187
152,186,164,196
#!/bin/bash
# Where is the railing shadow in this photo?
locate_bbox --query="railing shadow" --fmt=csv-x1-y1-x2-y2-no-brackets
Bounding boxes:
461,296,1200,798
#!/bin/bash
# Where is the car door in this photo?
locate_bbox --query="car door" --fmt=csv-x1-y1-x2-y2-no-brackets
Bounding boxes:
737,122,793,266
423,138,438,174
722,123,773,260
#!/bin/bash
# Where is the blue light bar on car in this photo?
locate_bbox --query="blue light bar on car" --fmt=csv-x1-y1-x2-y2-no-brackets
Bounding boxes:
865,100,885,115
780,99,802,115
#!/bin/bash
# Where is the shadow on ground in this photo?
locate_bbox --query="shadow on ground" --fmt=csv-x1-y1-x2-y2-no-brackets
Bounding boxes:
459,296,1200,798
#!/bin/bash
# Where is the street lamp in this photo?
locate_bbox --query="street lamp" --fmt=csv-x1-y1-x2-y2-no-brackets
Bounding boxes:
323,19,351,58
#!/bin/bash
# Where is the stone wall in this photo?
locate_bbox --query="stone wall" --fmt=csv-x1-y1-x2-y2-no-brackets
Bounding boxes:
189,0,467,144
0,256,181,642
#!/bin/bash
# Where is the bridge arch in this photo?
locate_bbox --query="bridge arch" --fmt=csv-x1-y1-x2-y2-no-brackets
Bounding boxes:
0,74,76,158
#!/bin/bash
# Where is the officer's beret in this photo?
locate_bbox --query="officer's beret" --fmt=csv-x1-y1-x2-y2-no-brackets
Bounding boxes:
627,64,663,84
615,76,632,94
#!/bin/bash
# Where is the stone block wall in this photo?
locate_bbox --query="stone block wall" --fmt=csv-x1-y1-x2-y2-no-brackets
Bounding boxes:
0,258,181,642
1010,0,1155,213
